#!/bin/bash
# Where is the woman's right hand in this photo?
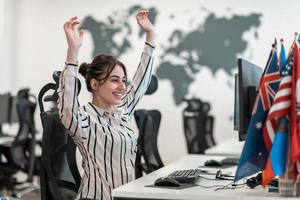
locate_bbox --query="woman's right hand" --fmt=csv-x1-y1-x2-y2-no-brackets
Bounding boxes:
63,16,84,63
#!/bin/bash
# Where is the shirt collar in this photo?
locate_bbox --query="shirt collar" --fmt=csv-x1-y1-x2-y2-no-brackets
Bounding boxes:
89,102,122,118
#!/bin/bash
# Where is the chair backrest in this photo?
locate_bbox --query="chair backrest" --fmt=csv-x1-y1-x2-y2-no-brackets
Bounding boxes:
40,112,80,200
14,89,36,140
134,109,164,178
39,72,81,200
8,89,38,182
182,98,215,154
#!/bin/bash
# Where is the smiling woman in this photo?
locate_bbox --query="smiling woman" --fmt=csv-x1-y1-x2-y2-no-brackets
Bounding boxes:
57,10,155,200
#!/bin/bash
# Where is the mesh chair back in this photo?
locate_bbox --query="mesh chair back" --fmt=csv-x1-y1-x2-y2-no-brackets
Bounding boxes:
183,99,215,154
134,109,163,177
40,112,80,200
9,89,38,181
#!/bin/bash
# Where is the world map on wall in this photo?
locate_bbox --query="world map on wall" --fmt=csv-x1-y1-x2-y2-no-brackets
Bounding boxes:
81,5,262,105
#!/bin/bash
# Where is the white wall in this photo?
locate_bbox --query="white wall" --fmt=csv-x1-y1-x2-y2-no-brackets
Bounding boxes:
2,0,300,164
0,0,17,93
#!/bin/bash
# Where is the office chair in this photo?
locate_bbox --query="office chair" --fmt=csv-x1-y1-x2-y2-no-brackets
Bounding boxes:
182,98,215,154
0,88,40,198
39,71,81,200
134,75,164,178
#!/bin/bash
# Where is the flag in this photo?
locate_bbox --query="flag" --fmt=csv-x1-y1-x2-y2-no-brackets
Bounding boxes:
262,41,289,151
279,39,287,71
290,41,300,170
261,42,292,186
262,118,289,186
234,46,281,181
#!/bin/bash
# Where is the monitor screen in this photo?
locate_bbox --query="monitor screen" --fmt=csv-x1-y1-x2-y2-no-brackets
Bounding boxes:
9,96,19,124
0,93,11,124
235,58,263,141
233,73,239,131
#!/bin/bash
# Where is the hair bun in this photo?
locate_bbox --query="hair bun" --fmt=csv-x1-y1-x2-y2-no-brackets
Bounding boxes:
79,62,89,77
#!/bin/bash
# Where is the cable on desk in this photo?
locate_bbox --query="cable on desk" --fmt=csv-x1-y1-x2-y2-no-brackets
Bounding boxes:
197,183,229,189
196,176,247,191
214,180,246,191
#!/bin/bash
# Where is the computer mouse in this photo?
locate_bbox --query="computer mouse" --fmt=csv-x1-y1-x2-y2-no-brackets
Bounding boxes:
204,159,223,167
154,177,181,187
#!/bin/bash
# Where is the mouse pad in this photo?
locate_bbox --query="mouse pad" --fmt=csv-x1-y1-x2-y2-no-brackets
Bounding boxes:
145,183,198,190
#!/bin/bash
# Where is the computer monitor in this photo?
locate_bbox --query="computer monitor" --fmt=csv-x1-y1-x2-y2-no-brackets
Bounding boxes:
0,93,11,124
8,96,19,124
233,74,239,131
234,58,263,141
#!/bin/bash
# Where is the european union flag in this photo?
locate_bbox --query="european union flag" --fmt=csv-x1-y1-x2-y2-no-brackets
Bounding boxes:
234,47,281,181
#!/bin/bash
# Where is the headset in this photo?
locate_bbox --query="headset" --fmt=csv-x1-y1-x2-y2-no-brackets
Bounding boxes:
245,173,278,189
215,170,235,181
246,173,262,188
215,170,278,189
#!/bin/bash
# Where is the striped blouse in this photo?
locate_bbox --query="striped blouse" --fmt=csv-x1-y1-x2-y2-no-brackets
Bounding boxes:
57,43,154,200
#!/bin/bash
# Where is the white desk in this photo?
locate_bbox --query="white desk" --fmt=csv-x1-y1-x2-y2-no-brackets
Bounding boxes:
112,155,293,200
205,138,244,158
0,136,14,146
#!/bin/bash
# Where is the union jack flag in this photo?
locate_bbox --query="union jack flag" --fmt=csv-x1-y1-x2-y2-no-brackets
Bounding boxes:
263,44,292,150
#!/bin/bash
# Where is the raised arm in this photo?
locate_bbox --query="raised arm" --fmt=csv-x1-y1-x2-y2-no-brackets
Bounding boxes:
119,10,155,117
58,17,85,137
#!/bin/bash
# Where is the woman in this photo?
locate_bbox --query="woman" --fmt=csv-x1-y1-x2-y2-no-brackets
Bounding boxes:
58,10,155,200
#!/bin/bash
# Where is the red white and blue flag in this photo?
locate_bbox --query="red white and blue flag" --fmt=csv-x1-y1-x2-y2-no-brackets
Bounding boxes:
290,40,300,179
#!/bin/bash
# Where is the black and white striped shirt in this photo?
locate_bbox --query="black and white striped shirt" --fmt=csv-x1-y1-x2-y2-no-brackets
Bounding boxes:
58,43,154,200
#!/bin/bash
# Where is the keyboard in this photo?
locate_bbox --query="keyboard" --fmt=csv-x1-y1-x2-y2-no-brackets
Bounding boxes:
167,169,202,183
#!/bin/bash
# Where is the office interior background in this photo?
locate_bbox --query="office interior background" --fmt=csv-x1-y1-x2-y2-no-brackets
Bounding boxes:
1,0,299,165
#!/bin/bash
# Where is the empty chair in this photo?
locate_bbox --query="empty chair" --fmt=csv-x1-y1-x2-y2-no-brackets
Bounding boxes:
134,109,164,178
134,75,164,178
0,88,40,198
182,98,215,154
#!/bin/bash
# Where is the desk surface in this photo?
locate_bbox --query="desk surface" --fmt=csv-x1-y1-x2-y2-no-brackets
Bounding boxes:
0,136,14,146
112,155,294,200
205,138,244,158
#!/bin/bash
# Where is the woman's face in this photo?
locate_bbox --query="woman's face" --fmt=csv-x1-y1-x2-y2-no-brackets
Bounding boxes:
93,65,126,108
